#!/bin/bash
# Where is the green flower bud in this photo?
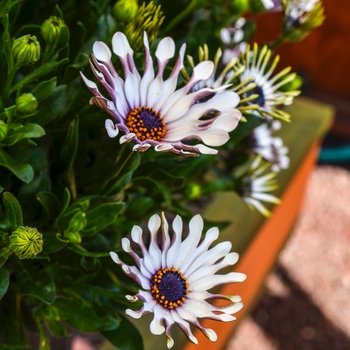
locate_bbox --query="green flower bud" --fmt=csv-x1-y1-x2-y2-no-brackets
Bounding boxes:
12,35,40,67
0,120,8,142
125,1,164,51
184,183,202,200
16,93,38,114
113,0,139,23
41,16,67,45
68,211,87,232
9,226,43,259
230,0,249,12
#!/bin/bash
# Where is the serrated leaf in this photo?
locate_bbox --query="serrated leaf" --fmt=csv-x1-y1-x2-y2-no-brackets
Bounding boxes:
32,77,57,102
83,202,124,234
14,259,56,304
2,191,23,230
0,266,9,299
0,148,34,183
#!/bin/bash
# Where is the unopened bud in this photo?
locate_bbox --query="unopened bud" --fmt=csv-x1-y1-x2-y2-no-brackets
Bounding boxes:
184,183,202,200
41,16,67,45
12,35,40,67
16,93,38,114
125,1,164,51
9,226,43,259
113,0,139,23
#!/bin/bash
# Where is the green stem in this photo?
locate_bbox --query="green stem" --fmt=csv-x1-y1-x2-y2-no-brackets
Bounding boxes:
100,146,134,191
163,0,201,34
268,35,285,50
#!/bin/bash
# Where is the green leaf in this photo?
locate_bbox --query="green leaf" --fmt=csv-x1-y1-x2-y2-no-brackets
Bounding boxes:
83,202,124,234
3,123,45,146
60,117,79,197
2,14,15,85
32,77,57,102
0,148,34,183
0,266,9,299
14,259,56,304
10,59,69,94
41,231,67,253
36,191,61,222
101,314,144,350
31,85,67,125
68,244,109,258
54,297,119,332
2,191,23,230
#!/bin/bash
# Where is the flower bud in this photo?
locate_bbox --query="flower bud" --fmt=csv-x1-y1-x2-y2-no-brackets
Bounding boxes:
68,211,87,232
9,226,43,259
41,16,67,45
16,93,38,114
12,35,40,67
229,0,249,13
125,2,164,51
0,120,8,142
113,0,138,23
184,183,202,200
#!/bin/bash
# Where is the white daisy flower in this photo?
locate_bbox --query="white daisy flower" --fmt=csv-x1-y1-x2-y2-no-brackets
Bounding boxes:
251,119,290,172
184,44,259,116
260,0,275,9
80,32,241,156
220,18,247,64
239,43,301,121
284,0,319,24
110,213,246,348
242,154,281,217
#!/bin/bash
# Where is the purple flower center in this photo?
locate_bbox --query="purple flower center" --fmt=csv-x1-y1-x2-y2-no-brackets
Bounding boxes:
246,84,265,106
126,106,167,141
151,267,188,309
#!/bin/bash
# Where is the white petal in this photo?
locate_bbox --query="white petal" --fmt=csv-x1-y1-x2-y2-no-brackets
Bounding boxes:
190,272,246,291
166,215,183,267
175,214,203,270
105,119,119,138
93,41,112,62
112,32,133,60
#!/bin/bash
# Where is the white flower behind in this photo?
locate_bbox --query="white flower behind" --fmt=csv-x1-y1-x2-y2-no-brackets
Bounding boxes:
110,213,246,348
252,119,290,172
239,43,300,121
81,32,241,156
242,154,281,217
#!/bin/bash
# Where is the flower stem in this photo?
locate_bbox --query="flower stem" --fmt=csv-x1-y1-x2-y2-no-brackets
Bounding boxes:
163,0,201,34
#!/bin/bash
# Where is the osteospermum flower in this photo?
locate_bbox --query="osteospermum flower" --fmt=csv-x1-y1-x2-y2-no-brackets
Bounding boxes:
220,18,247,64
241,154,281,217
239,43,300,121
251,119,290,172
110,213,246,348
281,0,325,41
80,32,241,156
183,44,259,116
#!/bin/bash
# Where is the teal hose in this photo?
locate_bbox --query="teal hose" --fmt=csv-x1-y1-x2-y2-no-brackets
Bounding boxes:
319,146,350,162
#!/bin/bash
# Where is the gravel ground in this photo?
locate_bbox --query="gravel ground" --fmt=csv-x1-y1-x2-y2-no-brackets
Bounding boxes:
227,165,350,350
